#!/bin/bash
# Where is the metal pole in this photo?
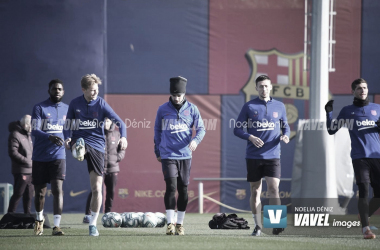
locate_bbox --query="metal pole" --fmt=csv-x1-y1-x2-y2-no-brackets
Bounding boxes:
198,181,203,214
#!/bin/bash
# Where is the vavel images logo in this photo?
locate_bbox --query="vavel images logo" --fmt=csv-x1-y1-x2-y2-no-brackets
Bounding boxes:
263,205,287,228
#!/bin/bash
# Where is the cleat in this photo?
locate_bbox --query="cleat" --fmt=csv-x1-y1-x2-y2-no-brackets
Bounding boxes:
175,224,185,236
89,225,99,236
34,219,45,236
363,228,376,239
83,215,91,224
166,223,175,235
73,138,85,161
272,228,285,235
358,214,378,231
52,226,65,236
251,225,261,236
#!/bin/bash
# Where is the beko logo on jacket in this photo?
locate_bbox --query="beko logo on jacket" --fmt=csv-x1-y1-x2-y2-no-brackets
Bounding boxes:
356,119,376,131
46,123,63,133
79,120,97,129
170,123,189,134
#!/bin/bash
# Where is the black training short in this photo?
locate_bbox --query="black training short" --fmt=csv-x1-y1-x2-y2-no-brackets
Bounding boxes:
85,144,105,176
246,158,281,182
352,158,380,188
161,159,192,185
32,159,66,185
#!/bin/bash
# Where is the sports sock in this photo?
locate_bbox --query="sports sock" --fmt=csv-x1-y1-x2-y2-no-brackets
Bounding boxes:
177,211,185,225
252,214,261,228
36,210,44,221
166,209,175,224
89,211,99,226
363,226,370,234
53,215,61,227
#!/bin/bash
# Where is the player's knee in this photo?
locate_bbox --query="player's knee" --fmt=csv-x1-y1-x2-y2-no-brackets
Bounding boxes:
358,183,369,198
267,186,279,197
165,178,177,194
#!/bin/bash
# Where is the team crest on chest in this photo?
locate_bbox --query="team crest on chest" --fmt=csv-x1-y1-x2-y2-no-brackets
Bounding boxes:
273,112,278,118
253,110,258,117
184,110,190,116
371,110,377,116
63,115,66,120
93,111,98,118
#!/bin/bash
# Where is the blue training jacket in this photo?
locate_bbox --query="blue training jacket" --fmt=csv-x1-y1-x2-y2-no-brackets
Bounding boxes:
234,97,290,159
154,100,206,159
31,98,69,162
66,95,127,153
326,102,380,160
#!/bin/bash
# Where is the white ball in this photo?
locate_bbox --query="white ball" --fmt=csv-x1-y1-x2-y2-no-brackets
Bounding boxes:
101,212,122,228
121,212,142,228
155,212,167,227
142,212,157,228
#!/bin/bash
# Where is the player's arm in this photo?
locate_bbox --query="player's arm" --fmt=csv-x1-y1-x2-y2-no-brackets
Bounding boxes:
103,102,127,150
189,106,206,151
280,104,290,143
31,105,63,146
233,104,263,147
64,101,76,149
154,108,162,161
325,100,345,135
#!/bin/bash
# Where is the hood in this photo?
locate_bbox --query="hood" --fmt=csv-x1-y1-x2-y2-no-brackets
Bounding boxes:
8,121,26,134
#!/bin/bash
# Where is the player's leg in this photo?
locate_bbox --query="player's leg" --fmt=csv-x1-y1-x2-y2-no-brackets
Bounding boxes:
104,172,118,213
265,177,280,205
161,159,178,235
84,145,104,236
51,179,64,235
353,159,375,239
89,171,103,233
22,175,33,214
33,184,47,235
263,159,284,235
368,159,380,219
49,159,66,235
83,192,92,223
246,159,263,236
7,174,26,213
175,159,191,235
32,161,48,236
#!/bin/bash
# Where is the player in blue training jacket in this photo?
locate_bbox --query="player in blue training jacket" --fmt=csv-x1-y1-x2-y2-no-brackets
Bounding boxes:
234,75,290,237
64,74,127,237
31,79,69,236
154,76,206,236
326,78,380,239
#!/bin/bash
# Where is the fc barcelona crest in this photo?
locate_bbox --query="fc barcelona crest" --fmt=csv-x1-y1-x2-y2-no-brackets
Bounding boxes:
371,110,377,116
236,189,246,200
273,112,278,118
118,188,129,199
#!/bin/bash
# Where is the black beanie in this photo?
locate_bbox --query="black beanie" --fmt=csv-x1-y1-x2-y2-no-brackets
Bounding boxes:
170,76,187,94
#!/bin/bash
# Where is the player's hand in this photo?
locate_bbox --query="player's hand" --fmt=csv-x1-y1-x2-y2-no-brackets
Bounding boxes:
325,100,334,113
249,135,264,148
118,137,128,150
157,156,161,162
188,140,198,151
49,135,64,146
280,135,289,144
64,138,71,150
376,118,380,129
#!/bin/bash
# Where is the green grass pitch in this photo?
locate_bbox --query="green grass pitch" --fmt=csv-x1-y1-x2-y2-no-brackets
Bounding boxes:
0,213,379,250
